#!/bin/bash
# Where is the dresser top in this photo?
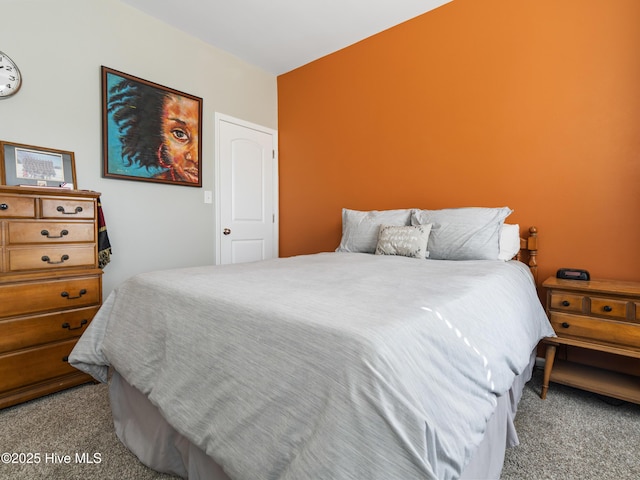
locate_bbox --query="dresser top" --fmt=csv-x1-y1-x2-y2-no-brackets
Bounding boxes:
0,185,100,198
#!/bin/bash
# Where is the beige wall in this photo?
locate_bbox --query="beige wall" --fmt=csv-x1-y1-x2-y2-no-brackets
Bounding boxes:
1,0,277,296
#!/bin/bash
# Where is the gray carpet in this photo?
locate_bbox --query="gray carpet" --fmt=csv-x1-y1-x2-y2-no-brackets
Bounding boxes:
502,368,640,480
0,368,638,479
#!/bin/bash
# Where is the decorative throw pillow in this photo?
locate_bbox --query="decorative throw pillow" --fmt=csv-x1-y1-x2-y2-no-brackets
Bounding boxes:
375,224,432,259
411,207,512,260
336,208,413,253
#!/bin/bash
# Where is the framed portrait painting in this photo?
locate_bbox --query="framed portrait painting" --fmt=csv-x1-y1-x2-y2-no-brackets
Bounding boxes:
0,141,77,188
101,66,203,187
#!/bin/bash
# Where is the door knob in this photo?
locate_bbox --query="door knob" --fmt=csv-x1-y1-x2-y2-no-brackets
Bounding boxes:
223,228,231,235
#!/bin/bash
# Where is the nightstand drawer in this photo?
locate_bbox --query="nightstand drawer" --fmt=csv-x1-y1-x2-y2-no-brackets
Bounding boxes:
0,195,36,218
590,296,628,320
8,245,96,271
549,292,584,313
549,311,640,349
0,339,80,392
0,306,99,354
7,221,95,244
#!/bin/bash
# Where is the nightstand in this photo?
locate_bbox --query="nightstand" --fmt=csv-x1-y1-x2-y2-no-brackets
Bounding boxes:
541,276,640,403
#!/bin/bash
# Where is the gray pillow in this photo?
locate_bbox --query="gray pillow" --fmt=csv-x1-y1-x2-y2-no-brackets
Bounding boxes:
411,207,512,260
336,208,412,253
375,224,432,259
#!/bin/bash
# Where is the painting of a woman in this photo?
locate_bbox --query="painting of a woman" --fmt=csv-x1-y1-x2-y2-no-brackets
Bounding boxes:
102,67,202,186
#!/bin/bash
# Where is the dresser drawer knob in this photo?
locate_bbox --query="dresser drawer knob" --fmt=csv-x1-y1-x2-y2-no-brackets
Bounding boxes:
41,229,69,239
56,205,83,215
62,356,69,362
561,301,570,307
61,289,87,300
42,254,70,264
62,319,88,331
0,203,8,210
561,322,570,328
602,305,613,312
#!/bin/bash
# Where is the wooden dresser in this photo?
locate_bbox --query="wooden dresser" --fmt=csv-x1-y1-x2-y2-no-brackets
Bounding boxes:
0,185,103,408
541,276,640,404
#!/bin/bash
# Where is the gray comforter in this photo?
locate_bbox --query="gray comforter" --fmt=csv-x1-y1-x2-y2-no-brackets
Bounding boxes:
70,253,554,480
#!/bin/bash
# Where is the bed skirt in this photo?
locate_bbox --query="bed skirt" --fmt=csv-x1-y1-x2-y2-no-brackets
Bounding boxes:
109,351,537,480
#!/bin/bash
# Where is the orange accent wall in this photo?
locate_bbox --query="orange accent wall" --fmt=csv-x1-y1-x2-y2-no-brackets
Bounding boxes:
277,0,640,283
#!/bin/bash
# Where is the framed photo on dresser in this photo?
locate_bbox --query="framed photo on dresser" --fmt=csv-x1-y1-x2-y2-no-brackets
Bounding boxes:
0,141,77,188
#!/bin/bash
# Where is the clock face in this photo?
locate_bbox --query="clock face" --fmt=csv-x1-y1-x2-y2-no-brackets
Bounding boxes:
0,51,22,98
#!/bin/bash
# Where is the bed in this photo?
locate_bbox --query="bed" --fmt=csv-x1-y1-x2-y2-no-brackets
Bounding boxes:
70,207,554,480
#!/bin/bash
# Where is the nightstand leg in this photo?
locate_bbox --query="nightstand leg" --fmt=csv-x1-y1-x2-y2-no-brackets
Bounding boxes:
541,343,557,400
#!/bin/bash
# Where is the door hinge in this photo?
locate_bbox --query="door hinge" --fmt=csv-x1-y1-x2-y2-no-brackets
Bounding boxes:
272,150,275,159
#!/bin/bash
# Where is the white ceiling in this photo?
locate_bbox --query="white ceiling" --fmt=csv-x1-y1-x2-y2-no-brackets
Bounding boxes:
120,0,452,75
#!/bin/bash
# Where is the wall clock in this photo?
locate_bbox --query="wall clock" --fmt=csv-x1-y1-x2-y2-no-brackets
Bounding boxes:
0,51,22,98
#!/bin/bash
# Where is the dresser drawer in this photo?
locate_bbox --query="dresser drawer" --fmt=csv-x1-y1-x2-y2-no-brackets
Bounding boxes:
590,296,628,320
0,339,80,392
0,195,36,218
41,198,95,220
7,221,95,244
0,306,99,354
0,276,101,317
8,245,96,271
549,292,584,313
549,311,640,349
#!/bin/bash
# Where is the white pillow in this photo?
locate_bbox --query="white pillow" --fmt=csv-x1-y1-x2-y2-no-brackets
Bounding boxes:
498,224,521,261
411,207,512,260
336,208,412,253
375,224,432,259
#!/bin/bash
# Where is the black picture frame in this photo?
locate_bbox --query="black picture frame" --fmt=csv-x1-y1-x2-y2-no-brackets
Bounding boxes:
0,141,77,188
101,66,203,187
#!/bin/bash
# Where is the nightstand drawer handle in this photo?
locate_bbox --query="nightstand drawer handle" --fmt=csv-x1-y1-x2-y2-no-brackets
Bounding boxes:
61,289,87,299
42,254,70,264
0,203,8,210
41,229,69,239
602,305,613,312
62,319,88,331
561,322,570,328
56,205,83,215
561,300,570,307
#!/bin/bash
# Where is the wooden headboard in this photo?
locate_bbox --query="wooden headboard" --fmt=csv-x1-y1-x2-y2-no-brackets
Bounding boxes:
516,226,538,283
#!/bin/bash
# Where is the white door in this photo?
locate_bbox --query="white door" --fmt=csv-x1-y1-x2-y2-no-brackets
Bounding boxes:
215,113,278,264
